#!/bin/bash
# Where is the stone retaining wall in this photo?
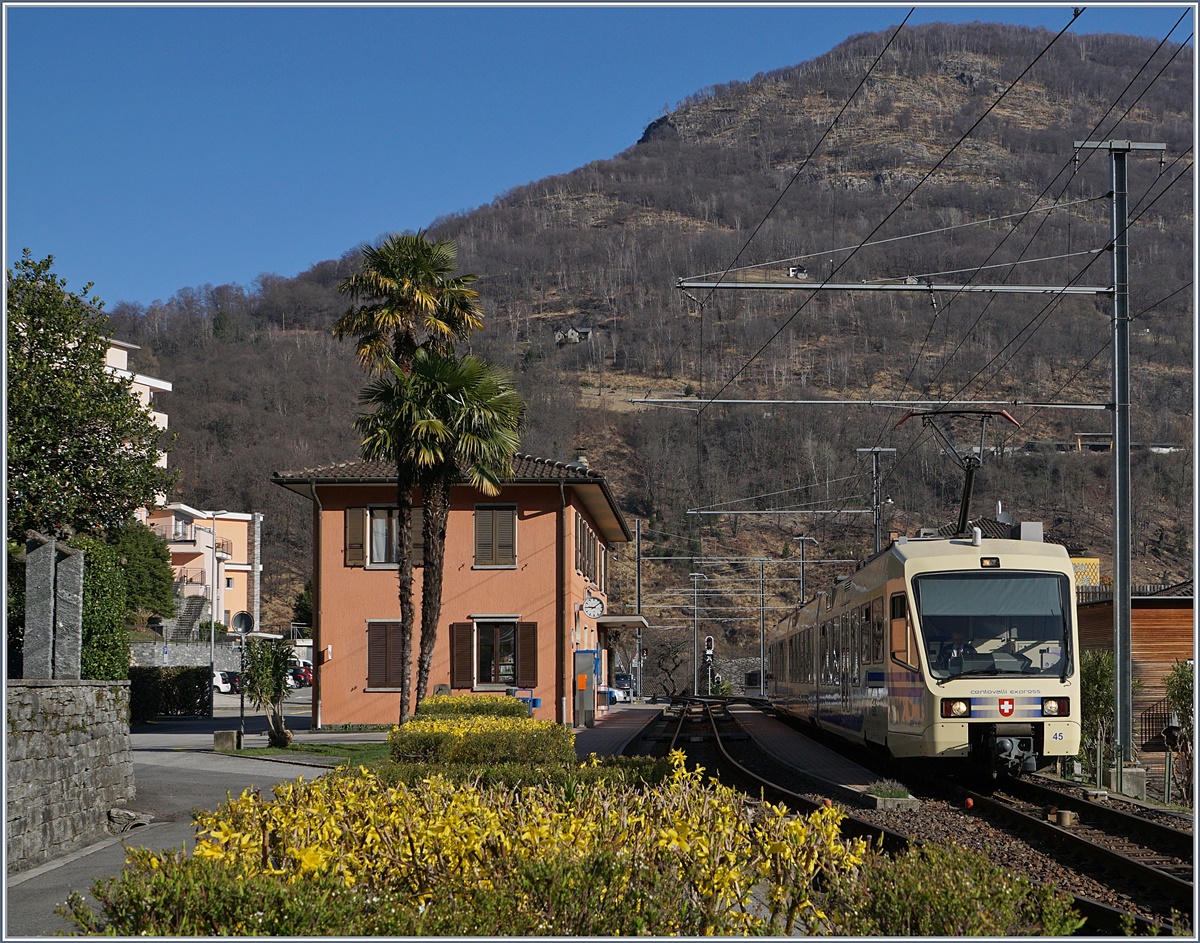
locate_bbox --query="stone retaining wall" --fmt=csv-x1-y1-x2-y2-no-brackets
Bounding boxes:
130,640,241,672
6,680,135,874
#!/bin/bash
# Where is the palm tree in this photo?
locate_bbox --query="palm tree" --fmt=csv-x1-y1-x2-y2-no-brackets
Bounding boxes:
356,349,525,714
333,231,483,375
413,355,524,708
335,231,484,723
243,637,294,748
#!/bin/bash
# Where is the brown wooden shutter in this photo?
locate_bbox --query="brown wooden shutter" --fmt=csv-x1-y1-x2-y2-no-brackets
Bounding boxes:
516,622,538,687
367,622,388,686
412,505,425,567
345,507,366,567
387,621,406,687
474,508,494,565
451,622,474,688
496,507,516,565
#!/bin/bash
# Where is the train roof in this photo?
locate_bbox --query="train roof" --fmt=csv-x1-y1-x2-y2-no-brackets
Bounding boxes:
888,532,1072,568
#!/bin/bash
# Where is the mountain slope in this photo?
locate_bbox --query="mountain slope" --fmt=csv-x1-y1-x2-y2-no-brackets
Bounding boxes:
106,22,1194,633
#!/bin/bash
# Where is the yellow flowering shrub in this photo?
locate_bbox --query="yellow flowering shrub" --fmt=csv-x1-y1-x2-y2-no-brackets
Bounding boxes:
180,750,865,935
416,693,530,718
388,713,576,765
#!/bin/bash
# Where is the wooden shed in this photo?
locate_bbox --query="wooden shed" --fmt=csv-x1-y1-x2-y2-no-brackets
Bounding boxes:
1077,589,1194,753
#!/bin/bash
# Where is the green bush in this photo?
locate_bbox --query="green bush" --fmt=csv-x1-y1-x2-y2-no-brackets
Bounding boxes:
61,844,699,936
59,851,431,936
69,534,130,680
129,666,209,722
819,842,1084,936
415,692,531,719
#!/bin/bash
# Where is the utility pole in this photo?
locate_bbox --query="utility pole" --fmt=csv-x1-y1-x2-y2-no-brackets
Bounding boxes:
1075,140,1166,791
635,518,642,700
856,448,896,553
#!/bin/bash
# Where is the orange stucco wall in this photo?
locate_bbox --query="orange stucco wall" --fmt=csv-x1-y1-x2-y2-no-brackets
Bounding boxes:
312,482,609,727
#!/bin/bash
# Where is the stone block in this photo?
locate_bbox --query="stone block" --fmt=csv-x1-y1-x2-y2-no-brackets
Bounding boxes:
24,536,56,679
213,730,238,752
54,547,84,679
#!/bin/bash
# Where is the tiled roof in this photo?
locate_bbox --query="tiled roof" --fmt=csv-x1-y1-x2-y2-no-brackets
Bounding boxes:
272,452,632,542
273,453,603,484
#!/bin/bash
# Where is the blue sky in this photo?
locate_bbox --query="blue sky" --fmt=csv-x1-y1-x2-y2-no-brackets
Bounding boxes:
4,4,1194,308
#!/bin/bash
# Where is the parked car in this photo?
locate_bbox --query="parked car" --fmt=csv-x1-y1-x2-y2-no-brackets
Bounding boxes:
288,665,311,688
612,686,632,703
212,671,231,694
220,670,242,695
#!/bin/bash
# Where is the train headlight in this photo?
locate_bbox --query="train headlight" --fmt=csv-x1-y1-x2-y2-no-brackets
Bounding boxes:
1042,697,1069,717
941,698,971,718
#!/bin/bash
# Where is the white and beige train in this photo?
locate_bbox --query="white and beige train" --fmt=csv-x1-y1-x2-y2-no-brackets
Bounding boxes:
766,524,1082,777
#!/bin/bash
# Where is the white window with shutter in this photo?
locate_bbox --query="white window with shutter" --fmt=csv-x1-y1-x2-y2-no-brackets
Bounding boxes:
344,506,424,568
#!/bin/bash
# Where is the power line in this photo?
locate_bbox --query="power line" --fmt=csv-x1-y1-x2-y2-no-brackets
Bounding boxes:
694,8,1085,416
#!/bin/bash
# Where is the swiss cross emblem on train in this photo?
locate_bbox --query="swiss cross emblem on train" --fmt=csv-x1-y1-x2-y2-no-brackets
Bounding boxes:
999,698,1015,717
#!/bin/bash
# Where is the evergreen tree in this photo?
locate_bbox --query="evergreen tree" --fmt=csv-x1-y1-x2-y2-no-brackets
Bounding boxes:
6,251,176,543
109,519,177,618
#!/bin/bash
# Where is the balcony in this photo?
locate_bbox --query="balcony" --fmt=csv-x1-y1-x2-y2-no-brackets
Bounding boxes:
151,521,233,558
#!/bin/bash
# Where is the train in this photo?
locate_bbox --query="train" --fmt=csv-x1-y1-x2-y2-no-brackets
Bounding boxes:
766,523,1082,778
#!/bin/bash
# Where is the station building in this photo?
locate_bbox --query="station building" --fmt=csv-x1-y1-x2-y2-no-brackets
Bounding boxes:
272,453,642,728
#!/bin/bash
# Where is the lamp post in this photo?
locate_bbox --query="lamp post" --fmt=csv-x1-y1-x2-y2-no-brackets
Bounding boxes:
205,510,228,718
689,573,707,695
793,536,819,604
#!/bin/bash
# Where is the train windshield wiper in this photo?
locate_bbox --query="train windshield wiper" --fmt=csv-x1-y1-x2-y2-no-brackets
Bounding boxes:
935,667,1004,685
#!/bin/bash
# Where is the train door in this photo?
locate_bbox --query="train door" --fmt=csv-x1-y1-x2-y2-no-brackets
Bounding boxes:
888,591,924,741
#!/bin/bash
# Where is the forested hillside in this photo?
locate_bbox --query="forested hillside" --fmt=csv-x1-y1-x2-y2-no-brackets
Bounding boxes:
104,22,1193,639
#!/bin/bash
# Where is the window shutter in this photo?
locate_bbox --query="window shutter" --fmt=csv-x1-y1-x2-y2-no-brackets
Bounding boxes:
412,505,425,567
474,508,494,565
451,622,474,688
516,622,538,687
345,507,366,567
495,508,516,565
367,623,388,686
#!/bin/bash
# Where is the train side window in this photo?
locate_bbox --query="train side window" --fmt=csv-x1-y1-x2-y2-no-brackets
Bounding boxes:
890,592,918,671
870,596,885,663
859,604,872,665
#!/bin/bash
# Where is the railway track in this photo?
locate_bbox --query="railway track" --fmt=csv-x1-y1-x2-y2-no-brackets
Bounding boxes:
988,776,1193,901
632,698,1188,935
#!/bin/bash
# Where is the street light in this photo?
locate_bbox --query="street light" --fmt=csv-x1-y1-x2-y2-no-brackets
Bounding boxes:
793,536,819,603
205,510,228,718
689,573,707,695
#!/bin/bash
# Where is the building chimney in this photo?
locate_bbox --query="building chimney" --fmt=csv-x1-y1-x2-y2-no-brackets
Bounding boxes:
573,448,588,468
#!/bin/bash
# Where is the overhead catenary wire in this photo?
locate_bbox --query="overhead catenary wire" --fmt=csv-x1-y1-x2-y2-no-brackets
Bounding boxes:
860,17,1193,506
695,7,1086,417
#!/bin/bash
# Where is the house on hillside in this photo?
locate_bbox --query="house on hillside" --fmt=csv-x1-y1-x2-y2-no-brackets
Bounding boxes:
144,505,263,638
271,453,644,728
106,338,266,642
105,339,172,512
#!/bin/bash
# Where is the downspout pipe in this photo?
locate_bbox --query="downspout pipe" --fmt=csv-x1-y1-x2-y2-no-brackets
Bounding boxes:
309,477,323,730
559,479,570,726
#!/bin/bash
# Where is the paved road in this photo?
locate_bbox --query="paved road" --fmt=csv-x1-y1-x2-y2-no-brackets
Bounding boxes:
5,687,388,939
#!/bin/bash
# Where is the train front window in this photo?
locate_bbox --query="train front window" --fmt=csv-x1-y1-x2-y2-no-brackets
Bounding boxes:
912,571,1072,680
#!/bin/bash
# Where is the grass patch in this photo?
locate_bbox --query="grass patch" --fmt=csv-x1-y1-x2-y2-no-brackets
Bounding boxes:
865,778,910,799
227,741,392,766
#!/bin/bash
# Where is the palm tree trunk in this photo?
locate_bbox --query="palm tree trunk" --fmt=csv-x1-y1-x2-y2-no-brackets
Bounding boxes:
415,473,452,708
395,466,417,723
